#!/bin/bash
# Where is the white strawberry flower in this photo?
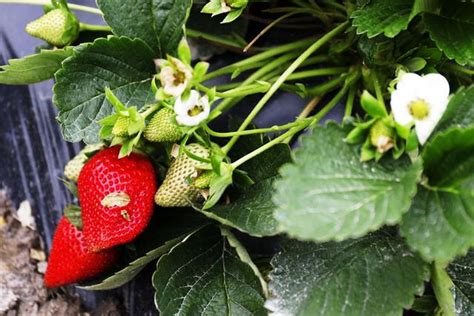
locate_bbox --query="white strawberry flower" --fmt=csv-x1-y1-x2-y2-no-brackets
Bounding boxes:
156,57,192,97
390,73,450,144
174,90,210,126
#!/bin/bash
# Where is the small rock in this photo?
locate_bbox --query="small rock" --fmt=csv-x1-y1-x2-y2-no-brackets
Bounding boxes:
16,200,35,229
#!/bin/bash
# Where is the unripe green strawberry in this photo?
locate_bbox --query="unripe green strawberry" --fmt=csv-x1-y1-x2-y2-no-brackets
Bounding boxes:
25,9,79,47
64,144,103,182
193,170,213,189
155,144,210,207
144,108,183,143
369,119,394,153
112,116,130,137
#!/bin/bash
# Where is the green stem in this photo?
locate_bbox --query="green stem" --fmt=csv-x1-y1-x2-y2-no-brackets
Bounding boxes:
306,73,347,96
186,28,245,49
79,22,111,32
210,52,301,117
283,67,347,81
344,84,356,119
231,70,359,167
141,104,160,118
197,82,270,98
309,70,360,126
431,262,456,316
203,38,314,81
320,0,347,13
222,21,349,154
282,95,322,144
0,0,103,15
442,63,474,76
371,70,385,108
231,125,305,168
205,119,307,137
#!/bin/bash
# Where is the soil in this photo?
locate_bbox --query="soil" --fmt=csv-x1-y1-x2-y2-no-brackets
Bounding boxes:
0,190,122,316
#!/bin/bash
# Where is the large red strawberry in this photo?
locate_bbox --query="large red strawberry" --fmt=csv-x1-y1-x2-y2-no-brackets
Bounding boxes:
78,146,157,251
44,217,118,288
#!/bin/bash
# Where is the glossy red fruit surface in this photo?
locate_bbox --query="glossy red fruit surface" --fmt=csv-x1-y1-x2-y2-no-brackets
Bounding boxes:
44,217,118,288
78,146,157,251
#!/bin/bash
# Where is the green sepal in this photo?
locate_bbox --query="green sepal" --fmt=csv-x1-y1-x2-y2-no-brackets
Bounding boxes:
360,90,387,118
233,169,255,187
193,61,209,82
100,125,113,139
406,129,419,151
105,87,127,112
201,0,221,14
403,57,427,72
60,178,78,198
221,7,245,23
203,163,234,209
151,76,160,94
345,125,368,144
99,113,119,126
210,143,226,175
394,120,412,139
193,170,214,189
64,204,82,229
360,137,376,161
177,39,192,65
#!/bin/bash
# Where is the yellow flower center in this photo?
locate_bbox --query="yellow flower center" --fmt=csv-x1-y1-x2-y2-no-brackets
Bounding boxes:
188,105,204,117
173,69,186,85
409,99,429,120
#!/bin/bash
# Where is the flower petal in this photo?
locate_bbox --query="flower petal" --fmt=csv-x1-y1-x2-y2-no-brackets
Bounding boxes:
414,109,444,144
174,90,200,115
396,73,423,96
390,89,414,125
420,73,450,101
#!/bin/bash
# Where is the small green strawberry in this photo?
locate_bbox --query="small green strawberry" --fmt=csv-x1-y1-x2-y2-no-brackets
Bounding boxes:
64,144,103,182
155,143,210,207
144,108,183,143
369,119,395,154
25,9,79,47
112,116,130,137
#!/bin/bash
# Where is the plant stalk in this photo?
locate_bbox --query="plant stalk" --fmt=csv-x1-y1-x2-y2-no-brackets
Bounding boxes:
222,21,349,154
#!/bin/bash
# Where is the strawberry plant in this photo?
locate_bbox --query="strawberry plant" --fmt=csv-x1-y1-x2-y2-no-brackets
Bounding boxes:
0,0,473,314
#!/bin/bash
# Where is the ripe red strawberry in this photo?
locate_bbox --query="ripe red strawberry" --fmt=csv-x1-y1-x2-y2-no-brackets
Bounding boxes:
78,146,157,251
44,217,118,288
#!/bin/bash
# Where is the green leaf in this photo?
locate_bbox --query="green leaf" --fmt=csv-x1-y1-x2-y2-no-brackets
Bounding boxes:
267,231,429,316
400,127,474,262
238,143,292,183
153,225,267,316
79,207,209,290
0,48,72,84
433,85,474,135
351,0,415,38
79,233,187,290
446,250,474,314
200,144,291,237
54,36,155,144
97,0,192,57
424,1,474,66
274,123,422,242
